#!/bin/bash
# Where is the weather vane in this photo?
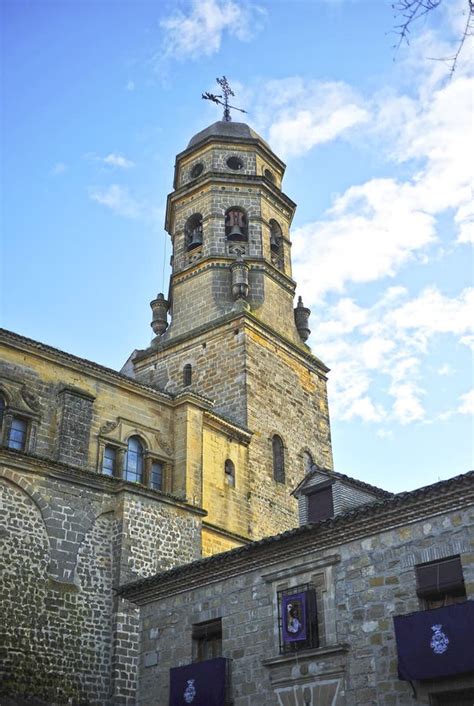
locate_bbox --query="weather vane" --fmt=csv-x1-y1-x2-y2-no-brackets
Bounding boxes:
202,76,247,122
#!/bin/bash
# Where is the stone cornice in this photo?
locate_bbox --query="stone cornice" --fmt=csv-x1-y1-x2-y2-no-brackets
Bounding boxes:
0,447,207,516
203,411,253,445
118,472,474,604
134,310,329,377
175,134,287,172
170,255,296,296
0,328,173,406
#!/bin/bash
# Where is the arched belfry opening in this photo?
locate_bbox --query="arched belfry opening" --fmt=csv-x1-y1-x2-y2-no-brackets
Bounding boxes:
269,219,284,270
225,207,248,242
185,213,203,251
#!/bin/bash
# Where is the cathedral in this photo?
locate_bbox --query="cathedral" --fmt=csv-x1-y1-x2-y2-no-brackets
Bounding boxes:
0,114,332,703
1,112,473,706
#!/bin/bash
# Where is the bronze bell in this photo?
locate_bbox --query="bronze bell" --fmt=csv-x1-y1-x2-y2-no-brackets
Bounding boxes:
270,232,280,252
228,224,245,240
187,226,203,249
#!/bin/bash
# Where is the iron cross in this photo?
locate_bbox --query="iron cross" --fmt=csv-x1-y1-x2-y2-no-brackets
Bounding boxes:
202,76,247,122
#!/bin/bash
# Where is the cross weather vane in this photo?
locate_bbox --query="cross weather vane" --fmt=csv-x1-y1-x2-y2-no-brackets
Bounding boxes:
202,76,247,122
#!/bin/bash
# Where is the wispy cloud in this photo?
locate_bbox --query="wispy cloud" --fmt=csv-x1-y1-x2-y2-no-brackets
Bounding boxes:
51,162,67,175
89,184,164,225
458,389,474,415
159,0,266,61
85,152,135,169
89,184,143,219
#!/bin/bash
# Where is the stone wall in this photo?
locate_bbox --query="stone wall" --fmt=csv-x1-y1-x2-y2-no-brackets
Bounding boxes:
0,457,203,705
131,500,474,706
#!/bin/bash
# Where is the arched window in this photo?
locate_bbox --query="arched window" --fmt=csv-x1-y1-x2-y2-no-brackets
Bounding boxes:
225,207,248,241
183,364,192,387
272,435,285,483
269,219,282,252
264,168,275,183
125,436,144,484
224,459,235,487
185,213,203,251
303,450,314,474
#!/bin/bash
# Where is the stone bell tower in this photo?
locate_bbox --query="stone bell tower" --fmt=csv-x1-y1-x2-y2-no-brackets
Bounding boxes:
131,115,333,547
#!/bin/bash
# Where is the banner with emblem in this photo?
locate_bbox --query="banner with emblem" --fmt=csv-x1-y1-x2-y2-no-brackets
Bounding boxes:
393,600,474,681
169,657,227,706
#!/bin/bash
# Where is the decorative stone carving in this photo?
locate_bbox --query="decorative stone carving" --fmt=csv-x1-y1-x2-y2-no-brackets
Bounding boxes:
100,419,119,435
231,255,249,302
21,386,40,412
150,293,169,337
294,296,311,342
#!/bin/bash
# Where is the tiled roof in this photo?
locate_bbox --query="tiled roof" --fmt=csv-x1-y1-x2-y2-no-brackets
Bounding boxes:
119,470,474,600
292,466,393,499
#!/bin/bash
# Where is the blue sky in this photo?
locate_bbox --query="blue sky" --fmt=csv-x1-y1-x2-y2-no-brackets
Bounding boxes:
2,0,473,493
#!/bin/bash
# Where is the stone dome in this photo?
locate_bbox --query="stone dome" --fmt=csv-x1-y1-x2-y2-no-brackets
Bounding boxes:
187,121,270,150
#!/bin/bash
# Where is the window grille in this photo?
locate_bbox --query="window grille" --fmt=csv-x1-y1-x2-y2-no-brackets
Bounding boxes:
277,583,319,654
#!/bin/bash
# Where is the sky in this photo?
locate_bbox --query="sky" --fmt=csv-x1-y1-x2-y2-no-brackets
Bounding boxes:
1,0,473,493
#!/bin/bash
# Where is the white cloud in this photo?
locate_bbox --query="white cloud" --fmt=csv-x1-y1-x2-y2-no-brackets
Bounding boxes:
437,364,455,376
253,78,369,158
458,389,474,415
102,153,135,169
85,152,135,169
159,0,266,61
316,286,473,425
89,184,143,219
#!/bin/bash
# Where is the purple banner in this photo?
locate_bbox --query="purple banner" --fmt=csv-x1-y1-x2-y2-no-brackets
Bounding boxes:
169,657,227,706
393,600,474,681
282,591,308,643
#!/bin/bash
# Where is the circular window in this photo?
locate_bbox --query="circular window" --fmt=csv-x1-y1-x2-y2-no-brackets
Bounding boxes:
190,162,204,179
264,168,275,183
227,156,244,171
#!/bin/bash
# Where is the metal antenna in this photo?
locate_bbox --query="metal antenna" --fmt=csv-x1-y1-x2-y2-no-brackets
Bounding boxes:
202,76,247,122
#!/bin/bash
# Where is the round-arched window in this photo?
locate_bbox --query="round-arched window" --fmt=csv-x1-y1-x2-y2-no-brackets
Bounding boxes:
272,435,285,483
125,436,144,484
224,459,235,487
225,207,248,241
185,214,203,251
227,156,244,171
183,364,192,387
303,451,314,474
264,168,275,183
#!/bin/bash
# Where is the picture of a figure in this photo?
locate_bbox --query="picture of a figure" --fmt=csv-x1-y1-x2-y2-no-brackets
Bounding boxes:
286,601,302,635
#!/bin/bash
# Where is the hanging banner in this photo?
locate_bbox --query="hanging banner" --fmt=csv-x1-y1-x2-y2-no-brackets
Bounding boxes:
281,591,308,643
393,600,474,681
169,657,227,706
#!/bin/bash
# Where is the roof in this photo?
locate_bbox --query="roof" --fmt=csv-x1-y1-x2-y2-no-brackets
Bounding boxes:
292,466,393,499
119,470,474,603
187,120,270,150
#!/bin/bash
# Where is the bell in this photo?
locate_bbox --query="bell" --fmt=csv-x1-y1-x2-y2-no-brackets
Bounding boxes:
187,227,203,249
270,232,280,252
228,224,245,240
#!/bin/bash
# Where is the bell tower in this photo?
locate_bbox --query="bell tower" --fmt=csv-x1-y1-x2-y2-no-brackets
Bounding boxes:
131,110,333,549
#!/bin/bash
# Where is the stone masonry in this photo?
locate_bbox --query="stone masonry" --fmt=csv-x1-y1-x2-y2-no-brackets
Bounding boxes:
121,472,474,706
